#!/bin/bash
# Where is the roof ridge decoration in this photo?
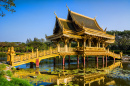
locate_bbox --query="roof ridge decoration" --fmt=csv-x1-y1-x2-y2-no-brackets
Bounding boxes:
93,18,104,31
66,4,70,11
53,12,65,34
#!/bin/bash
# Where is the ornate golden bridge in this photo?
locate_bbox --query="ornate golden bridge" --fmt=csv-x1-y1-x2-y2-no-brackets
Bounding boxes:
7,46,122,67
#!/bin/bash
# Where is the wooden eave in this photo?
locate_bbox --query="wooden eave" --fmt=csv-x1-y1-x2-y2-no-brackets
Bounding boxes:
105,39,115,43
46,32,82,40
83,27,115,40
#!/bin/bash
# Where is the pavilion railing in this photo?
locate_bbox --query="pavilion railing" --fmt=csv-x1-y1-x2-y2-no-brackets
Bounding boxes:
60,47,76,52
76,47,106,51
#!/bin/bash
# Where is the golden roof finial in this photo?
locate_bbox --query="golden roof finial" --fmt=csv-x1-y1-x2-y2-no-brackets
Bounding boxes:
114,33,115,36
66,4,70,11
104,27,107,32
94,15,97,19
54,11,58,18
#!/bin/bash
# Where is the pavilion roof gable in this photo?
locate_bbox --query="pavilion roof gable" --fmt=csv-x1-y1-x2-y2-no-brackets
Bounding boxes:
67,10,104,32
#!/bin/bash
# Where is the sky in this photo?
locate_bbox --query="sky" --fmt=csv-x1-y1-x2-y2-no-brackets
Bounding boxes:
0,0,130,42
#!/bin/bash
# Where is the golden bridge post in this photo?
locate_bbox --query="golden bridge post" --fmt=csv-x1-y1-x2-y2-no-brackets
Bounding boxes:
36,49,39,67
6,47,11,62
10,47,16,65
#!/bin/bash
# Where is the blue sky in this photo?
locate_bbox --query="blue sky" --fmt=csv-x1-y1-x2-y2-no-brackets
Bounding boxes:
0,0,130,42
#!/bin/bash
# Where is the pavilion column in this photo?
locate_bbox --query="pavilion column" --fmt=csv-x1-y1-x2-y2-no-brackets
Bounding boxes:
54,57,56,66
98,42,100,48
83,39,86,47
102,56,104,68
87,56,88,62
96,42,98,47
62,55,66,66
64,43,68,52
106,56,107,67
96,56,98,63
88,39,91,47
83,55,85,66
36,59,39,68
102,43,105,48
69,42,71,51
64,38,68,52
77,55,79,65
57,43,60,52
77,41,79,47
68,55,70,64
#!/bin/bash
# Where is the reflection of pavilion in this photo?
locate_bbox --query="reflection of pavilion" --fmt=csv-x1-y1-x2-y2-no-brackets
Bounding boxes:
74,73,105,86
56,61,122,86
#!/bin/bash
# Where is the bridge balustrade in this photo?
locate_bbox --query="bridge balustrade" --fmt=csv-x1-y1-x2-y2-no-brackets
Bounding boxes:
7,47,58,63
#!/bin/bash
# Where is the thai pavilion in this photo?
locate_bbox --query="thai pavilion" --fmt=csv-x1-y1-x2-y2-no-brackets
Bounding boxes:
46,7,122,66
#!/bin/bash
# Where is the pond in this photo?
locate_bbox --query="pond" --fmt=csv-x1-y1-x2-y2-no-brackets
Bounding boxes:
1,55,130,86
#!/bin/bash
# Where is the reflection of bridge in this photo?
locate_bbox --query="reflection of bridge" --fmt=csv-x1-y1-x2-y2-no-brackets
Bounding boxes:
6,46,122,67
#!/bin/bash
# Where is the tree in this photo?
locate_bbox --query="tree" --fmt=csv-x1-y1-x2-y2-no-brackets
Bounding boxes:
0,0,16,17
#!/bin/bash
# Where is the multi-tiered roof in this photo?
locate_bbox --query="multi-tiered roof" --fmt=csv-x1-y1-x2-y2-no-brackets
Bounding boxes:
46,8,115,44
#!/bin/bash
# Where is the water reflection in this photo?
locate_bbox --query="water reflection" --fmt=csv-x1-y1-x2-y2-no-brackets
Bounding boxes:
12,57,130,86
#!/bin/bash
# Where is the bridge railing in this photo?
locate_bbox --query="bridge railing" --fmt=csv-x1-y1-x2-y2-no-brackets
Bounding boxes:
7,47,58,64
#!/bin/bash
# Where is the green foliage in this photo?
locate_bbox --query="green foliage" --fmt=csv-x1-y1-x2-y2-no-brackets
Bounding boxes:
0,63,6,70
0,77,33,86
107,30,130,54
0,70,6,76
11,67,16,70
6,70,12,77
10,78,33,86
0,0,16,17
15,53,25,55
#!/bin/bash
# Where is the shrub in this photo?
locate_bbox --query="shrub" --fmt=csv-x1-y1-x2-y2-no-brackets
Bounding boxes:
0,63,6,70
0,70,6,76
11,67,16,70
0,77,33,86
6,70,12,77
11,78,33,86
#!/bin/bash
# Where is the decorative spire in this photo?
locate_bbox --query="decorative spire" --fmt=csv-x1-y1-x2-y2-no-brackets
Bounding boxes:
114,33,115,36
94,15,97,19
66,4,70,11
104,27,107,32
45,34,47,38
54,11,58,18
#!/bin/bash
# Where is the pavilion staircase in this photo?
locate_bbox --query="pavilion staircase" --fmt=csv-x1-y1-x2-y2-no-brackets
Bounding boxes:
107,51,122,59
